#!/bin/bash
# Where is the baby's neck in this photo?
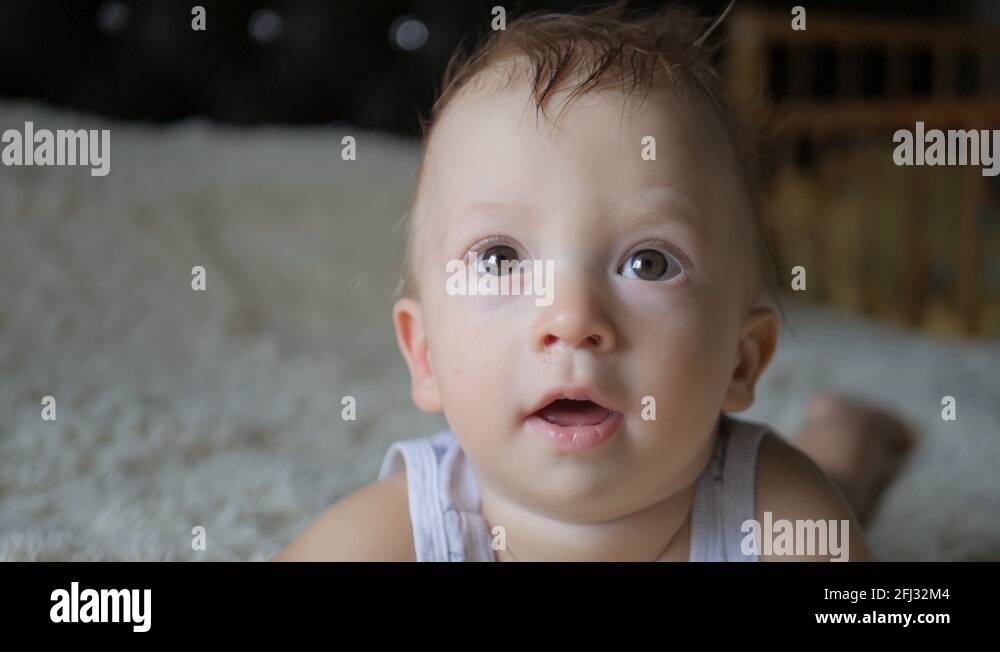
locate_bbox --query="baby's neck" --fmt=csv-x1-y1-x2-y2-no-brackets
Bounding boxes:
477,475,698,562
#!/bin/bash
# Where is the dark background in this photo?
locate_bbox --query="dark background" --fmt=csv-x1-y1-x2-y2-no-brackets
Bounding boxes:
0,0,995,136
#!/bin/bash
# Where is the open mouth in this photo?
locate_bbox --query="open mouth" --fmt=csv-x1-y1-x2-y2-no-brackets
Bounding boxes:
527,392,623,452
535,398,614,427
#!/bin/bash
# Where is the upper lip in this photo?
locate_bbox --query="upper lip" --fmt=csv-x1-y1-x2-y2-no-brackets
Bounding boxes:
525,385,619,418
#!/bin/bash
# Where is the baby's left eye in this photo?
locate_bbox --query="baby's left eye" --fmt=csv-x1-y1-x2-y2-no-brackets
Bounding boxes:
619,249,683,281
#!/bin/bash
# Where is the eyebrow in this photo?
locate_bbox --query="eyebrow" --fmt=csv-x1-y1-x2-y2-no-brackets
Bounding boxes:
460,198,536,218
611,186,701,229
457,186,701,230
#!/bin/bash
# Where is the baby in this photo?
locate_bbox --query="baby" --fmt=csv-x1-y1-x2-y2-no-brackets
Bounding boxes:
275,2,912,562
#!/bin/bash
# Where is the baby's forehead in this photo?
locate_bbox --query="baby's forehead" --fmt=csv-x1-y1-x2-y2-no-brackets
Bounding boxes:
423,76,737,192
436,74,707,140
416,80,743,226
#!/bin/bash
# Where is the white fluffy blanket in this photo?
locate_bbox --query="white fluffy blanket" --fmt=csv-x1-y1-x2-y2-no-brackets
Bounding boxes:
1,103,997,561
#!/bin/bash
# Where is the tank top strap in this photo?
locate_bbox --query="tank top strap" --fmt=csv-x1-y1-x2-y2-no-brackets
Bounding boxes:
377,431,495,562
688,415,771,561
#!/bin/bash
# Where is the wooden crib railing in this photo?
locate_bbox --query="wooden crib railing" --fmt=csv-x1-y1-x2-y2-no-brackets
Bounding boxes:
724,8,1000,335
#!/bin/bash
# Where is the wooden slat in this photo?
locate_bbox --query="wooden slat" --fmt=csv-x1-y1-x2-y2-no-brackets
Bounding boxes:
958,165,982,334
857,152,881,315
732,8,1000,50
904,167,930,327
809,136,832,303
771,99,1000,134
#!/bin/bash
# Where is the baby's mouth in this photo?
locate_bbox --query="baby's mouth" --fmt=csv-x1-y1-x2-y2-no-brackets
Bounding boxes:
526,391,624,452
535,398,614,427
524,386,623,451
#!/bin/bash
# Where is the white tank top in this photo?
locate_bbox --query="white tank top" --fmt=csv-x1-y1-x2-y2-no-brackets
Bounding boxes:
377,414,771,562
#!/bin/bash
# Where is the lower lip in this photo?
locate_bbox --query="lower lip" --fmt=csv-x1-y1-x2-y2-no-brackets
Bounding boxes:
526,411,623,452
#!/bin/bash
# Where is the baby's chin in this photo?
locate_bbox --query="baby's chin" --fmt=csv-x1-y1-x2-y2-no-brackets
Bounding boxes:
493,456,686,523
462,416,699,516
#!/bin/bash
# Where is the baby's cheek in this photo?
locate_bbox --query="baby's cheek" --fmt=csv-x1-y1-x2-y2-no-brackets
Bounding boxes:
635,313,733,421
430,321,517,437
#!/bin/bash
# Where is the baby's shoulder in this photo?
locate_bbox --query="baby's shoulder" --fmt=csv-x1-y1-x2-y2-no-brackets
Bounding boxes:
272,472,415,562
753,433,871,561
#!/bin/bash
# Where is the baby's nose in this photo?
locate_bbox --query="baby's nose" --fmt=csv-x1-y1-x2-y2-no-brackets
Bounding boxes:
532,276,616,354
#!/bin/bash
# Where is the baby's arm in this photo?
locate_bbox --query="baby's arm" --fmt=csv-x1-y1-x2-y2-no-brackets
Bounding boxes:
755,434,873,562
271,472,415,561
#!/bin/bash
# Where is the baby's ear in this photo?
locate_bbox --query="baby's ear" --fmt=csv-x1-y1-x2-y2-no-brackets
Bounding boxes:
722,305,779,412
392,297,442,413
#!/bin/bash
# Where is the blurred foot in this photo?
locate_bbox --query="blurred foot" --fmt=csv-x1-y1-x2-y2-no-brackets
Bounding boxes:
793,392,916,524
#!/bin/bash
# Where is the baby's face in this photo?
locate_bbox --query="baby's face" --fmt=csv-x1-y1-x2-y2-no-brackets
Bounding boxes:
395,78,776,520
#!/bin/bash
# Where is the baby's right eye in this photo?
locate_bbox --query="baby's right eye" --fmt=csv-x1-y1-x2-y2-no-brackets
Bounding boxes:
476,244,521,276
